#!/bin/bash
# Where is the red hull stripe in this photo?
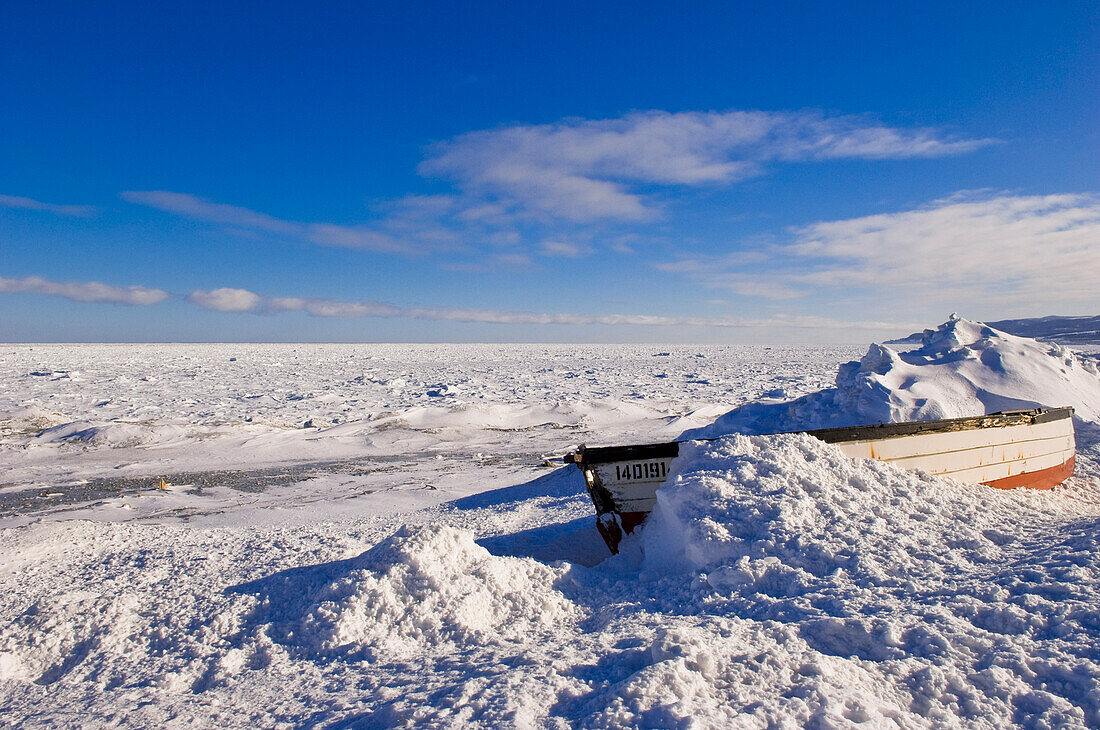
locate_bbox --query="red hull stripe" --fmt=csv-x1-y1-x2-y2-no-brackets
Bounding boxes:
982,455,1075,490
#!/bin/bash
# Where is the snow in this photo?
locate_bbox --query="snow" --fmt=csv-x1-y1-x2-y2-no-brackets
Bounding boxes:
1,323,1099,727
684,316,1100,438
631,431,1100,726
0,343,840,508
892,315,1100,347
295,524,580,661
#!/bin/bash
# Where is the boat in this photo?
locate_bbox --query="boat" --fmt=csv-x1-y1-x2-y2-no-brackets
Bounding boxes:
565,407,1076,553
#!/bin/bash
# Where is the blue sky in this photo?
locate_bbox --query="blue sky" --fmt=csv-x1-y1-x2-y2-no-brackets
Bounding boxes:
2,1,1098,342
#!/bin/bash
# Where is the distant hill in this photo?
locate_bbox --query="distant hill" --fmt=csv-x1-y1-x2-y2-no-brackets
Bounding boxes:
887,315,1100,346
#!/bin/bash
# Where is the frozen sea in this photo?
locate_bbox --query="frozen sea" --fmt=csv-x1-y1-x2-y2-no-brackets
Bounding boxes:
1,337,1099,728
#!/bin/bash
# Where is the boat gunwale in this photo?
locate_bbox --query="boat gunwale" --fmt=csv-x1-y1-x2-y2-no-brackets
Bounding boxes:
569,407,1075,466
805,406,1073,444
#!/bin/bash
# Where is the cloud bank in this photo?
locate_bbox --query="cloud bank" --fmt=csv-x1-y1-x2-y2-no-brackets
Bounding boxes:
2,273,901,330
121,191,411,254
0,194,96,217
420,110,994,222
0,275,169,306
119,109,991,258
662,192,1100,310
10,191,1092,334
175,286,899,329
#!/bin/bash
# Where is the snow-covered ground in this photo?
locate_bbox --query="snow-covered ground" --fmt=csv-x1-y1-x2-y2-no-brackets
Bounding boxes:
1,323,1099,727
0,343,843,526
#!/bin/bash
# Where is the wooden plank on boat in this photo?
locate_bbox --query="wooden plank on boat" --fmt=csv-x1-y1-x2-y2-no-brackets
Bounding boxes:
831,417,1072,461
805,407,1072,443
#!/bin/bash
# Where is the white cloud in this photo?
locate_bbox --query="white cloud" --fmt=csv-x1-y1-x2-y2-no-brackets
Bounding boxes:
122,191,410,254
539,240,591,258
0,270,908,331
790,193,1100,303
119,191,296,233
0,194,95,217
440,253,533,273
185,288,263,312
657,253,804,300
116,111,991,263
0,275,168,305
182,284,902,330
661,192,1100,311
420,110,993,223
303,223,406,253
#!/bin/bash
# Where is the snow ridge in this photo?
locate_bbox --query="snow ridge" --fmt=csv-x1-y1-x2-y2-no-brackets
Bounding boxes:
684,316,1100,439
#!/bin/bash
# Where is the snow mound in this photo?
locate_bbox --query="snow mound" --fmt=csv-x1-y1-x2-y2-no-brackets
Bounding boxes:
298,524,580,660
629,433,1100,726
32,420,191,448
0,405,67,439
358,398,662,433
685,316,1100,439
645,433,1078,581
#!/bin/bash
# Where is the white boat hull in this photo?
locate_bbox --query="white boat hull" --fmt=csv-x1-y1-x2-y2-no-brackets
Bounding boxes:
568,408,1075,553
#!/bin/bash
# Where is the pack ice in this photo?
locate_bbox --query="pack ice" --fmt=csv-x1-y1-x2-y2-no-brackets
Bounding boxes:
0,319,1098,728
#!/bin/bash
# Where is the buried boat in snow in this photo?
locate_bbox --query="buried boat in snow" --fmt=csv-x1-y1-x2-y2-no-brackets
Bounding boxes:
566,407,1076,553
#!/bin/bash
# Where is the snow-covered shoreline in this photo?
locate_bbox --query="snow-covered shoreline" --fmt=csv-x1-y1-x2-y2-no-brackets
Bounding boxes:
2,327,1099,727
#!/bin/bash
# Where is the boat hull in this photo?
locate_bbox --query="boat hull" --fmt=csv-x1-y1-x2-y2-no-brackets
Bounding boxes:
568,407,1075,553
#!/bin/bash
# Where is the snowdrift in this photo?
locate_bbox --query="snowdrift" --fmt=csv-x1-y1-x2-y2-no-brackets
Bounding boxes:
684,315,1100,439
646,432,1090,585
597,432,1100,726
597,319,1100,725
5,429,1099,727
295,524,579,661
